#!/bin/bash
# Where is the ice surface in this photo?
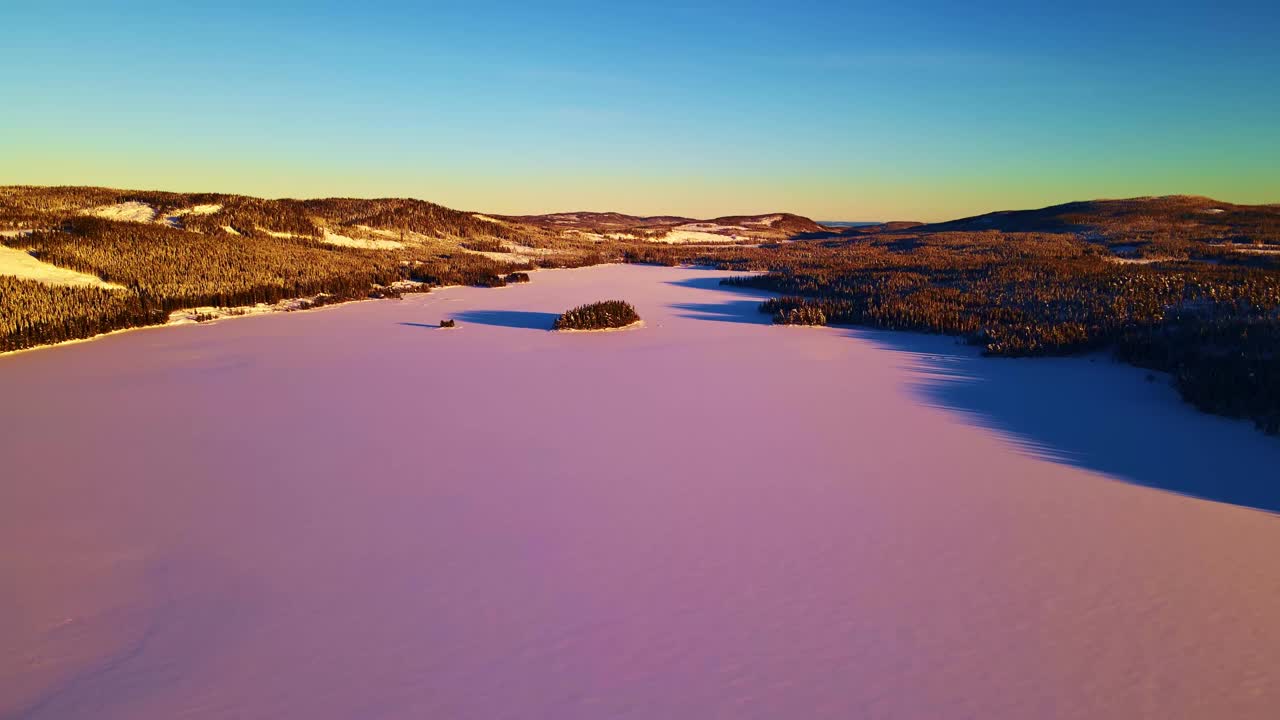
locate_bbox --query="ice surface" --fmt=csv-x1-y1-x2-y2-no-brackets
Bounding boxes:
2,265,1278,719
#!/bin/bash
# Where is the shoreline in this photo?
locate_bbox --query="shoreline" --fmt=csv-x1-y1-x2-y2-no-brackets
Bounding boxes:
552,319,646,333
4,263,1276,444
0,292,400,359
0,262,672,359
0,274,534,359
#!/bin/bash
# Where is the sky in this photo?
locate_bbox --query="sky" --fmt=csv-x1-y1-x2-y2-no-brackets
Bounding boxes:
2,1,1277,221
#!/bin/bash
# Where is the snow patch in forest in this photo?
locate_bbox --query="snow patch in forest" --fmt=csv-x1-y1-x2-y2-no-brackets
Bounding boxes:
319,229,404,250
654,228,748,244
163,204,224,228
0,245,123,289
1212,244,1280,255
462,248,534,263
1106,256,1169,265
81,201,156,223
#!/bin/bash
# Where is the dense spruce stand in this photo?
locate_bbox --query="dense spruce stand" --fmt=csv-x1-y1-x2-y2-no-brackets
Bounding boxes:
553,300,641,330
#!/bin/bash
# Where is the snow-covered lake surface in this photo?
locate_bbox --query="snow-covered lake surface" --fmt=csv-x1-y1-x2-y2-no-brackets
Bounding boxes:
2,264,1278,719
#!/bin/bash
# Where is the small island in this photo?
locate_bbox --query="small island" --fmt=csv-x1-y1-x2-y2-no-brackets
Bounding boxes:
553,300,641,331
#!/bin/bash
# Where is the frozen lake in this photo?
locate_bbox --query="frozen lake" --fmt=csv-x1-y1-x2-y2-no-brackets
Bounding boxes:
2,264,1278,719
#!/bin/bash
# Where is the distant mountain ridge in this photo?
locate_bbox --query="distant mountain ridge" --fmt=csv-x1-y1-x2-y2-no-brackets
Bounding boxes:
917,195,1280,245
506,210,826,242
4,186,1277,250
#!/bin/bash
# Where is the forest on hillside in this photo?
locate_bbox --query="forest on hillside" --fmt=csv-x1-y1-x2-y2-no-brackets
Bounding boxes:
0,187,605,352
619,212,1280,434
2,186,1278,434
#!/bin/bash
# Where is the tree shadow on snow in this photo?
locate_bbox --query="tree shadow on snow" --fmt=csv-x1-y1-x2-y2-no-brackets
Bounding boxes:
665,276,766,294
845,328,1280,514
672,288,1280,514
671,300,774,325
450,310,559,330
666,276,774,324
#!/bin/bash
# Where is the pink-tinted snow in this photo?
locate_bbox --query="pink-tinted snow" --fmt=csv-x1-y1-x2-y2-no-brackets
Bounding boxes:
2,264,1278,719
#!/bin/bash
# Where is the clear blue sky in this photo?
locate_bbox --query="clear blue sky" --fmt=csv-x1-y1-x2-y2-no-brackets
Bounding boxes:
2,0,1277,220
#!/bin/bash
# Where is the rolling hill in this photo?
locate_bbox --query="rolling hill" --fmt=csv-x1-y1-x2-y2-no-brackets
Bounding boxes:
2,185,1278,433
917,195,1280,249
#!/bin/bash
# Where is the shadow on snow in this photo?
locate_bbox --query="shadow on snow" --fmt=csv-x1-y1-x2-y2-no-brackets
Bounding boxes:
677,289,1280,514
665,276,775,325
671,300,774,325
449,310,559,330
853,329,1280,514
665,276,765,294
